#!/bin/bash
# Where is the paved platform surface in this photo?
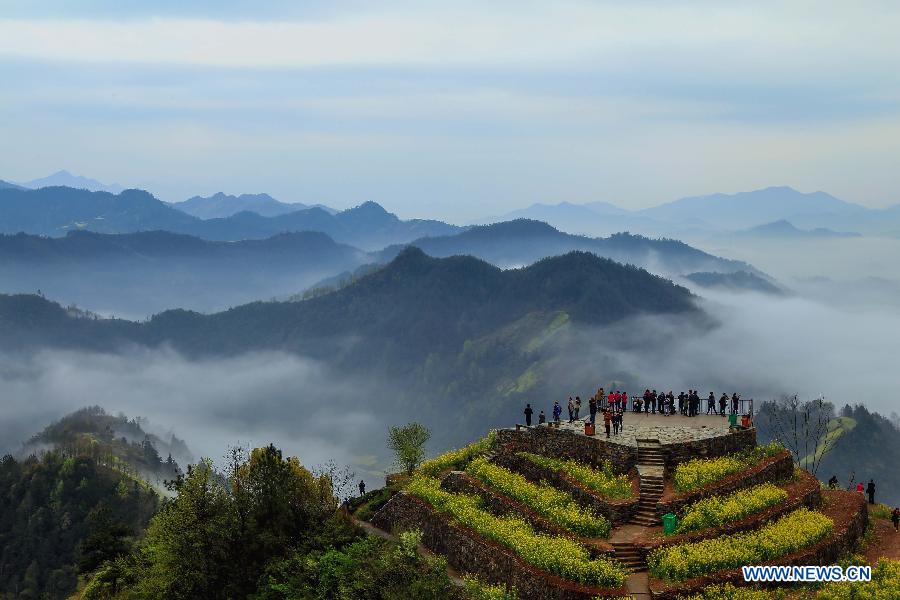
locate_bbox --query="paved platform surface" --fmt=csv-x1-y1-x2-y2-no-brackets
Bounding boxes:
555,412,735,446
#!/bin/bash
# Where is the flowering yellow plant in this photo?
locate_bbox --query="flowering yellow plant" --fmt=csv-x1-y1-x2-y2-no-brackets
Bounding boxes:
517,452,633,499
466,457,611,537
674,442,783,493
647,508,833,581
674,483,788,534
406,475,627,587
418,432,497,477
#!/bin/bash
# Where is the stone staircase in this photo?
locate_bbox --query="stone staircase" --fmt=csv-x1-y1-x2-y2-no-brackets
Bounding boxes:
630,441,665,528
611,541,645,572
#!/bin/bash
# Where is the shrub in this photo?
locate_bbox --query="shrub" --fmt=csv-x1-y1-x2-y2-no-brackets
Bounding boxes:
406,475,627,587
674,442,784,493
418,432,497,477
517,452,633,499
680,583,784,599
812,558,900,599
465,457,610,537
462,574,519,600
674,483,788,534
648,508,833,581
868,502,892,520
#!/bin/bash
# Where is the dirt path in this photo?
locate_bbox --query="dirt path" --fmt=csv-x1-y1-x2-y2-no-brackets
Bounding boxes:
865,517,900,563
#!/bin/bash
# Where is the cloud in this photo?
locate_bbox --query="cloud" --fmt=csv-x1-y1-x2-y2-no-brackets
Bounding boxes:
0,348,398,484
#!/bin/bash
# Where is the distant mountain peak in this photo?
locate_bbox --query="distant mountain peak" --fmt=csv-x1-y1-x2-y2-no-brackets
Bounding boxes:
22,170,125,194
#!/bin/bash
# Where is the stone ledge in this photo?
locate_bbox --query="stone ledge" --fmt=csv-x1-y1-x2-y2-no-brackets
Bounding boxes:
371,491,630,600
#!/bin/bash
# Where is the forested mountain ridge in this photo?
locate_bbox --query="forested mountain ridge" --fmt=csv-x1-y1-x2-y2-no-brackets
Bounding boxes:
0,248,698,360
0,408,177,599
0,187,461,249
379,219,757,276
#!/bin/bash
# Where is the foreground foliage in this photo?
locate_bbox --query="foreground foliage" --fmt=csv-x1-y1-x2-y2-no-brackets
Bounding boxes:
462,574,519,600
674,483,788,534
673,442,784,493
648,508,833,581
517,452,633,499
0,451,158,600
466,457,611,537
406,475,627,587
418,432,497,477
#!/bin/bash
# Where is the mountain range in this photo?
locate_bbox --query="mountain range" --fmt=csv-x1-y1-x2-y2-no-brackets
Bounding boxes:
0,186,460,250
0,218,764,316
17,169,126,194
0,230,369,315
379,219,757,276
0,249,701,448
489,186,900,238
171,192,336,219
734,219,861,239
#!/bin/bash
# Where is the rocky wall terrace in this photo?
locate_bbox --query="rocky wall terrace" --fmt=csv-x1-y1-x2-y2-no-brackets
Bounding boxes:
371,490,629,600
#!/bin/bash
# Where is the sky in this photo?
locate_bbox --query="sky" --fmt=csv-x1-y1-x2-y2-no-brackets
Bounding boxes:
1,1,899,220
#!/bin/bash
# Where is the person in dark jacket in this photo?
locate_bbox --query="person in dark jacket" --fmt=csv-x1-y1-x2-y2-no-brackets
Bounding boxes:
524,403,534,426
828,475,838,489
553,401,562,423
358,479,366,496
589,397,597,424
731,393,740,414
891,507,900,532
538,411,546,424
567,397,575,423
706,392,716,414
866,479,876,504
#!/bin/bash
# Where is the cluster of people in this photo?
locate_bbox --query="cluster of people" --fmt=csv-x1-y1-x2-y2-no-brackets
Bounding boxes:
522,386,749,439
827,475,900,532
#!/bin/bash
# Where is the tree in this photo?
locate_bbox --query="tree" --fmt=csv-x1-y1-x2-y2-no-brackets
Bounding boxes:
388,423,431,475
766,395,838,476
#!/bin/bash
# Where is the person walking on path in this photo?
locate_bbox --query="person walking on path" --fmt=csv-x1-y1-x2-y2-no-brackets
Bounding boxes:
524,403,534,427
567,398,575,423
706,392,716,414
553,401,562,424
575,396,582,419
867,479,876,504
603,409,612,438
359,479,366,496
589,397,597,424
891,507,900,532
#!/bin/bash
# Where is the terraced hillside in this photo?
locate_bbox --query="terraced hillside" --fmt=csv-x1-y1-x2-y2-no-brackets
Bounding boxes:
364,415,870,599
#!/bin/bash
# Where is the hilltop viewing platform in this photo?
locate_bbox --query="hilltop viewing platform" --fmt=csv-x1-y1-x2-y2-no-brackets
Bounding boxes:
367,400,871,599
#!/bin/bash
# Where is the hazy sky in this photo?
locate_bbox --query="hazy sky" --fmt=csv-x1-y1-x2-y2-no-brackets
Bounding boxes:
2,1,899,220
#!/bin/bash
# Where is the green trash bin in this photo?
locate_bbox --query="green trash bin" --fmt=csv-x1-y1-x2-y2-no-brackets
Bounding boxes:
662,513,678,534
728,413,738,428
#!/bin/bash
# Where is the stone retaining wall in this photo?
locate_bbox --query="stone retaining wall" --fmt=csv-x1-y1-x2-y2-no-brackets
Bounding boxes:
662,427,757,469
490,451,640,525
656,451,795,518
495,427,638,473
636,470,822,560
371,491,629,600
649,492,869,599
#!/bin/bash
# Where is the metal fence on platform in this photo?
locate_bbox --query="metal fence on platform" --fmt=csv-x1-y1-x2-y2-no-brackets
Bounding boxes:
595,395,755,415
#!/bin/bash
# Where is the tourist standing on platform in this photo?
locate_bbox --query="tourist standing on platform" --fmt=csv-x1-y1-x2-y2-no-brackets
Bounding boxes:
589,396,597,424
574,396,581,419
553,401,562,423
678,392,685,415
719,393,728,416
539,410,546,424
524,404,533,426
603,408,612,438
597,388,605,410
707,392,716,414
608,389,615,412
731,393,740,414
612,410,620,435
651,390,658,414
856,482,864,494
867,479,876,504
567,397,575,423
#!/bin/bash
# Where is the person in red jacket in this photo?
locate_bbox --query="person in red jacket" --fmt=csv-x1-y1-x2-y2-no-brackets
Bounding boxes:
856,482,864,494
